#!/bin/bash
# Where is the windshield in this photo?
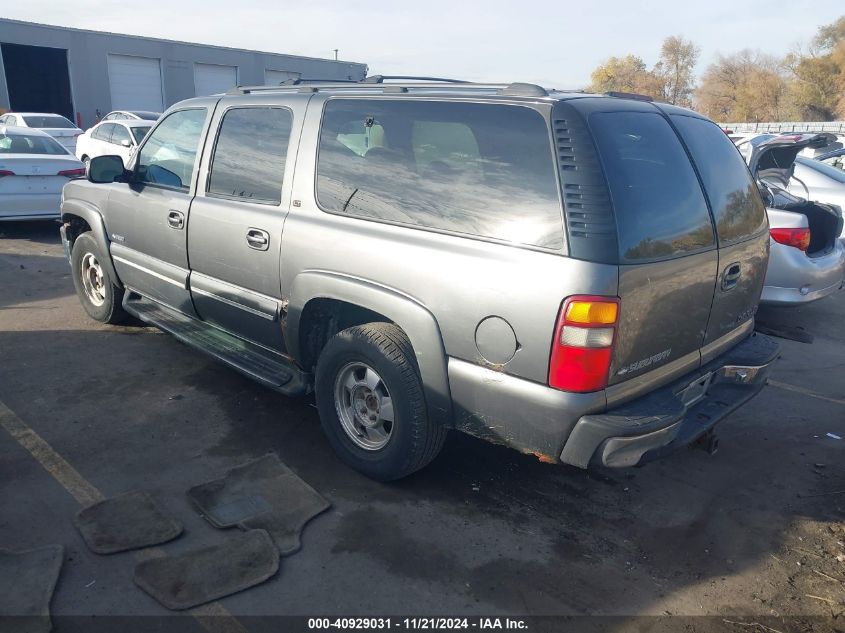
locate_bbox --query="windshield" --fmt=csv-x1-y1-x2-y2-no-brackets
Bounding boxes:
0,133,70,155
796,156,845,183
22,115,76,129
131,126,151,144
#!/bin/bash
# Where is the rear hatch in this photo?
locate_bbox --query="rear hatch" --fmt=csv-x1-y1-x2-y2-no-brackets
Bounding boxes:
552,99,769,401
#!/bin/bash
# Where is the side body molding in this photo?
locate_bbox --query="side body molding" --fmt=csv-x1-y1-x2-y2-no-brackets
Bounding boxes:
286,270,453,426
60,199,122,288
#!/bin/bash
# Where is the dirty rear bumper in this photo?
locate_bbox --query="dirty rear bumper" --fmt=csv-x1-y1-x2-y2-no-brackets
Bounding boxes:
559,333,781,469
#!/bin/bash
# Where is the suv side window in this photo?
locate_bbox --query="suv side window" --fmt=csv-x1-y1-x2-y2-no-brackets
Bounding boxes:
316,99,563,249
137,108,207,191
110,124,131,146
93,123,115,142
207,107,292,204
589,111,715,262
670,115,767,245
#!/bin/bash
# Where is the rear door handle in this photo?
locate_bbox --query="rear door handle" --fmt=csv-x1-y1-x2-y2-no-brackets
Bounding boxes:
167,210,185,230
721,262,741,291
246,228,270,251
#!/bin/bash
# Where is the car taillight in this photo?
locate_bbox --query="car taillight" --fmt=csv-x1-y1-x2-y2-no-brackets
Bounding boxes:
549,296,620,393
0,170,15,177
770,227,810,251
58,168,86,178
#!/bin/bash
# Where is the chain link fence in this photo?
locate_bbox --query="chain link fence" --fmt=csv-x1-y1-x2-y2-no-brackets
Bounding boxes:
720,121,845,134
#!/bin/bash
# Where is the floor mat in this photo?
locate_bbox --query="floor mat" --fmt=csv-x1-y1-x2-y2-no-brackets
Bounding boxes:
0,544,63,633
74,491,183,554
133,529,279,610
188,454,330,555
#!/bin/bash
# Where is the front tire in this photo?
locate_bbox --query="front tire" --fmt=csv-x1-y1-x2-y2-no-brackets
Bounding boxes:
315,323,447,481
70,232,126,324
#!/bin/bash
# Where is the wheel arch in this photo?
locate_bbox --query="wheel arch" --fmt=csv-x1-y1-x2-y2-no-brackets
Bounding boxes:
286,271,453,427
61,200,122,288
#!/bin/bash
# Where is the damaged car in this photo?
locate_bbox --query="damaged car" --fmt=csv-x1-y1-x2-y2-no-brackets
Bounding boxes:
740,133,845,305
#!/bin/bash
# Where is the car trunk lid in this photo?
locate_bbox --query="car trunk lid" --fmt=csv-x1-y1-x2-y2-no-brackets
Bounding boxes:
749,133,837,189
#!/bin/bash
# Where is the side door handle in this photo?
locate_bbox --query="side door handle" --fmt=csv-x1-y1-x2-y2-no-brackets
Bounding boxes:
721,262,741,291
246,228,270,251
167,210,185,230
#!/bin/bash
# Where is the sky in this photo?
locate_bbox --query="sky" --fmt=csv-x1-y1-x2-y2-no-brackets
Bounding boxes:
5,0,845,88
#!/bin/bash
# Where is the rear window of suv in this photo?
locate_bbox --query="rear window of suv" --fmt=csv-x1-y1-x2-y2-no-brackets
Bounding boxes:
589,111,715,262
316,99,563,249
670,115,767,245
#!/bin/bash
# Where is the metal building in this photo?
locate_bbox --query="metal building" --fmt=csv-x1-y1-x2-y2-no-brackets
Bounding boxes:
0,18,368,128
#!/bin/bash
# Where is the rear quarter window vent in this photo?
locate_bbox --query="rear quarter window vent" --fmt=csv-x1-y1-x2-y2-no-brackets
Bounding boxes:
552,110,618,262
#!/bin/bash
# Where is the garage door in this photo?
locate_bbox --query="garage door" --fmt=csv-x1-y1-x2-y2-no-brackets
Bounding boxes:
107,54,164,112
194,63,238,96
264,69,301,85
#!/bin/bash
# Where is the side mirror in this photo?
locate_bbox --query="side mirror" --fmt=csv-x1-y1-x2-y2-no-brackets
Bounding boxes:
120,139,131,148
88,155,127,184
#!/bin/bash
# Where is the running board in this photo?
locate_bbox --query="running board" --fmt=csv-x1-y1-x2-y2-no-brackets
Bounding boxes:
123,293,311,396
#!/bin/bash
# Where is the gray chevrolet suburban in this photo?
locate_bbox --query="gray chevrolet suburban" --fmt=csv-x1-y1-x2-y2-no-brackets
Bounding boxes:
61,77,779,480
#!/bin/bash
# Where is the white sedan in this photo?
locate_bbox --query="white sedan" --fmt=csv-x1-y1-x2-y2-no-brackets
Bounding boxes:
0,126,86,221
76,120,154,167
0,112,83,154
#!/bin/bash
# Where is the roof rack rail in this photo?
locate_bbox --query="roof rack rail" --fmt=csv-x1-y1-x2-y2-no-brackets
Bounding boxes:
605,91,653,102
362,75,470,84
225,80,552,98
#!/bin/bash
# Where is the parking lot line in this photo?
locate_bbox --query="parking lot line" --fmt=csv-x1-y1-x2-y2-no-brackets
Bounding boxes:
0,398,250,633
768,379,845,406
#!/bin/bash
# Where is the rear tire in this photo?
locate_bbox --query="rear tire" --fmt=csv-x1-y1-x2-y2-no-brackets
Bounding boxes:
70,232,126,324
315,323,447,481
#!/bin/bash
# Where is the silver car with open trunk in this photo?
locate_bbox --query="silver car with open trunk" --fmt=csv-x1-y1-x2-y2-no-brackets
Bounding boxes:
60,77,779,480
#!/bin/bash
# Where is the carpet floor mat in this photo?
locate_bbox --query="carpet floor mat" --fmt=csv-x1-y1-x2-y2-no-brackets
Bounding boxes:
187,453,330,555
74,491,183,554
133,529,279,610
0,544,64,633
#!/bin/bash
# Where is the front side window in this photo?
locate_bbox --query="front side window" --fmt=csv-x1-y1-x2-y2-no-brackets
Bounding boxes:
110,124,131,146
589,111,715,262
207,107,292,204
316,99,563,249
137,108,207,190
671,115,767,245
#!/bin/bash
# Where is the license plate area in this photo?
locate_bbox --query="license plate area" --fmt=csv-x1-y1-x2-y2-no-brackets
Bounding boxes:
677,371,713,407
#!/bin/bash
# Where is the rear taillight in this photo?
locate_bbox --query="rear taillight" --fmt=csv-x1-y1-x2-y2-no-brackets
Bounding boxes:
549,296,620,393
770,227,810,251
58,168,86,178
0,170,14,177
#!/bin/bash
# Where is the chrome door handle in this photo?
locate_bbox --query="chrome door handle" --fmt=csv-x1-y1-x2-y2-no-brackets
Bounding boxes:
167,210,185,230
246,228,270,251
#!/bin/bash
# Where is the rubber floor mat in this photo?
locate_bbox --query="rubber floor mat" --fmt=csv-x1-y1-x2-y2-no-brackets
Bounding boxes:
133,529,279,610
0,544,63,633
187,453,330,555
74,491,183,554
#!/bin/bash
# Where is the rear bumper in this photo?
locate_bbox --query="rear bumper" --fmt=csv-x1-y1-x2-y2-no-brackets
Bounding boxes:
0,193,62,220
559,333,780,468
761,239,845,305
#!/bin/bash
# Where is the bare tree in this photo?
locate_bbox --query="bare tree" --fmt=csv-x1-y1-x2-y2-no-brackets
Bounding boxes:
655,36,700,106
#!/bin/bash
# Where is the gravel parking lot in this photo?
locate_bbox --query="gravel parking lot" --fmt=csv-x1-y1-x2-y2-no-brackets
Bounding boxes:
1,221,843,629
